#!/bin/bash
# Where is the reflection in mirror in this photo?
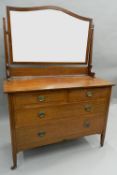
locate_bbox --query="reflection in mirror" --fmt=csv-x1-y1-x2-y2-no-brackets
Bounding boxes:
10,10,89,63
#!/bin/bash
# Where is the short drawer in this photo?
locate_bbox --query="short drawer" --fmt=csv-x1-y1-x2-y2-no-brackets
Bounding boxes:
14,99,107,128
68,87,110,102
16,117,104,151
13,90,67,108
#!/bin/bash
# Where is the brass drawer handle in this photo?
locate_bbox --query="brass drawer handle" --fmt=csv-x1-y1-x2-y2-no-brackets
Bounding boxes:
86,91,93,97
38,111,45,119
37,131,46,138
83,120,90,128
84,104,92,112
83,120,91,128
37,95,45,102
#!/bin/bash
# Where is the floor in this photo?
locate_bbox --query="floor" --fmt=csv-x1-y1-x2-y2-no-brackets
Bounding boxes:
0,100,117,175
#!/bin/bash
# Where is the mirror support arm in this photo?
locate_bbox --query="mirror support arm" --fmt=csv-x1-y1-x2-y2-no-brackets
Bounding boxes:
88,24,95,77
3,17,10,79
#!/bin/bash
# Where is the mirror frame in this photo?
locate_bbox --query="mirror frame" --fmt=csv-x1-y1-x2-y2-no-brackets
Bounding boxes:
6,6,93,65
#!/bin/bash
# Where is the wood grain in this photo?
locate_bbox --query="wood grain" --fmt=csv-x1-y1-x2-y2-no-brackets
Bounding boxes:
3,76,113,93
9,66,89,77
14,99,108,128
16,116,104,151
68,87,110,102
13,89,67,107
5,78,113,168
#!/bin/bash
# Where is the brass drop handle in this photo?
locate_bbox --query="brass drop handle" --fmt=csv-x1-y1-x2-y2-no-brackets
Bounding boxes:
37,95,45,102
38,111,45,119
37,131,46,138
86,91,93,97
84,104,92,112
83,120,90,128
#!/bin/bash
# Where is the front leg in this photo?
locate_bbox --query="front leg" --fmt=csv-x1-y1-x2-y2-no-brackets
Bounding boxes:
100,132,105,147
11,151,17,170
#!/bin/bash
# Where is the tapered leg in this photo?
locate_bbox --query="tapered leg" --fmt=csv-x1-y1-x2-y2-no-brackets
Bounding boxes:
8,95,17,170
100,132,105,147
11,151,17,170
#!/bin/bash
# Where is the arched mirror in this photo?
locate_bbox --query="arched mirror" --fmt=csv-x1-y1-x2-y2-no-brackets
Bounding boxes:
7,6,92,64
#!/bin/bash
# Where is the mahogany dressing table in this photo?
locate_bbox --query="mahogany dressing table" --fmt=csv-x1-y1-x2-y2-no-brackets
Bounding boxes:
3,6,113,169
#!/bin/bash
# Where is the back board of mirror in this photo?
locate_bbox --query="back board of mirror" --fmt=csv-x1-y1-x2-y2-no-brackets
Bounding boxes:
7,6,92,64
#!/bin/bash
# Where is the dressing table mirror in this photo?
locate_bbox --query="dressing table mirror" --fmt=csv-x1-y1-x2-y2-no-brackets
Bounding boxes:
3,6,113,169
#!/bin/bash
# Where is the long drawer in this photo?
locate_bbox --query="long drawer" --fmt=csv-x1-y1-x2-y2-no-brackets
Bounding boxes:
14,99,108,128
16,117,104,151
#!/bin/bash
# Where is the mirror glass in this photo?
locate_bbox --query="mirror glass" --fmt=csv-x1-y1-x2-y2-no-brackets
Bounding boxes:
10,10,89,63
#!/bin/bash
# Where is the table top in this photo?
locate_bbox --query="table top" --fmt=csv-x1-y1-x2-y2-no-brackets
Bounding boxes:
3,75,114,93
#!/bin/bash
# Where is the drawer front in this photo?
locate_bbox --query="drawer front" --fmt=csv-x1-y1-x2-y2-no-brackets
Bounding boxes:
14,90,67,108
15,99,107,128
69,87,110,102
16,117,104,151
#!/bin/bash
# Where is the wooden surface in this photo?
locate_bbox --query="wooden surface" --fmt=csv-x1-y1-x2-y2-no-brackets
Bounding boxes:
14,90,67,107
4,76,113,93
16,117,104,151
8,66,89,77
13,87,109,108
14,99,108,128
6,80,112,168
